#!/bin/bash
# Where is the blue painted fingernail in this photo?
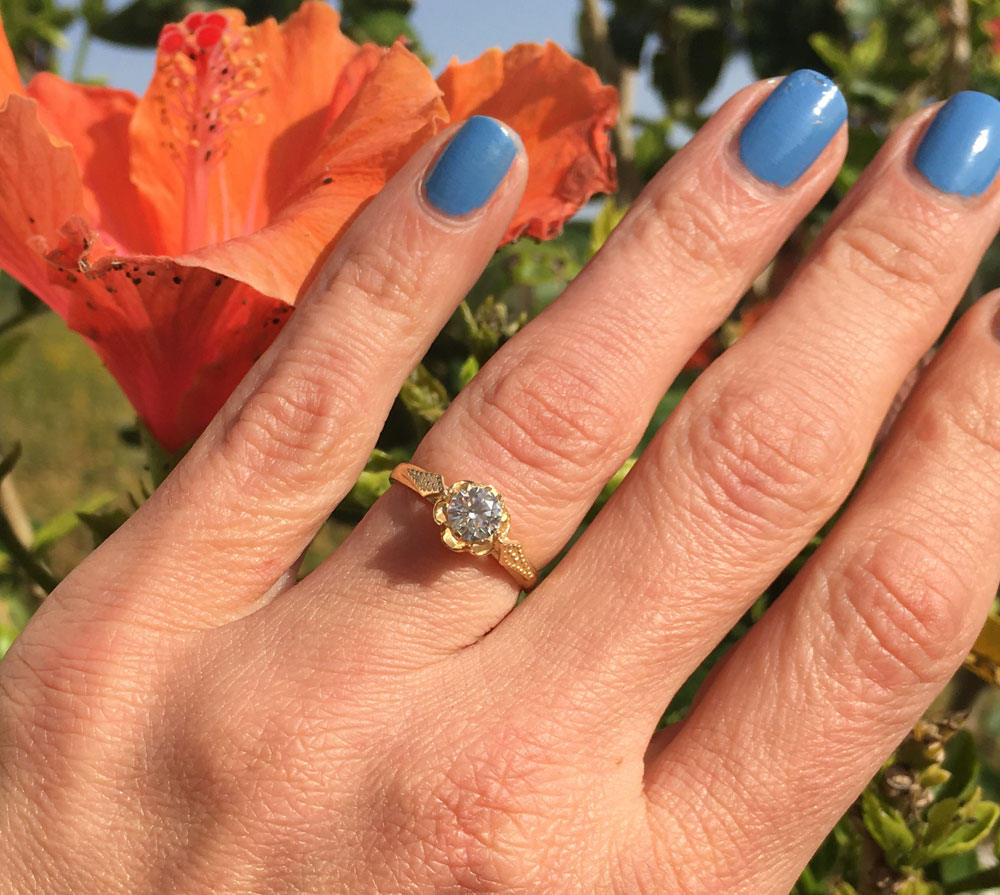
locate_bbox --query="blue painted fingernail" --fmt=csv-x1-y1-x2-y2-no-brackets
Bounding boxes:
914,91,1000,197
739,69,847,188
424,116,518,217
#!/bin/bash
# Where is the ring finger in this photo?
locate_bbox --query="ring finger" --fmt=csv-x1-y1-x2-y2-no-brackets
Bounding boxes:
307,72,849,649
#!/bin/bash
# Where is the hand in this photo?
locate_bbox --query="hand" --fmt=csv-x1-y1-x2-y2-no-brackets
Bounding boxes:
3,73,1000,894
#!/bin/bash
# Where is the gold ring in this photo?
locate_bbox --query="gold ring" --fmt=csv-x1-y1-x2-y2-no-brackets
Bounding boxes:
389,463,538,590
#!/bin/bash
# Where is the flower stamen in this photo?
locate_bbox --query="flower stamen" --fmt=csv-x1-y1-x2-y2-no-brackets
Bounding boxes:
155,14,265,250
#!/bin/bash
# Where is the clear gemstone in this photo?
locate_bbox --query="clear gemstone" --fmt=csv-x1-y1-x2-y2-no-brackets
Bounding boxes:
445,485,503,542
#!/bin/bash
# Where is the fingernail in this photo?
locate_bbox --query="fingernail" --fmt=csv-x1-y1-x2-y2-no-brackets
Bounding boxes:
914,91,1000,198
739,69,847,188
424,116,518,217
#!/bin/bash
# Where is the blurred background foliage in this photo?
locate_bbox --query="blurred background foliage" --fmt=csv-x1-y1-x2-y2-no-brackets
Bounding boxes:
4,0,1000,891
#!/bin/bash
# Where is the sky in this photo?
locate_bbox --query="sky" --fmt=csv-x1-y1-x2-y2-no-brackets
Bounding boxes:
56,0,756,122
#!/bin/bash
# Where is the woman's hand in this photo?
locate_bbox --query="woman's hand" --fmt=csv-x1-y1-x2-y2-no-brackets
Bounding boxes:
4,72,1000,893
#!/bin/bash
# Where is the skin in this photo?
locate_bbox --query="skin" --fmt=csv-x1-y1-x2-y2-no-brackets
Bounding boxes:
2,77,1000,893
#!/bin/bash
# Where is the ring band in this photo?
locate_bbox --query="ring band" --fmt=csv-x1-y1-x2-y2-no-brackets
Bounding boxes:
389,463,538,590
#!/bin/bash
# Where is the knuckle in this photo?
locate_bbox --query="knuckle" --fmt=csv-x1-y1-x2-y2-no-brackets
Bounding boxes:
674,381,853,536
927,367,1000,459
821,207,955,320
829,529,972,697
647,748,768,895
468,351,633,497
375,721,576,892
631,164,760,279
218,347,363,487
333,235,430,333
0,625,143,772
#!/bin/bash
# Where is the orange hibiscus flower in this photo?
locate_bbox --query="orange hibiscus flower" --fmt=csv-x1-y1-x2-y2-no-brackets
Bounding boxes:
0,3,617,452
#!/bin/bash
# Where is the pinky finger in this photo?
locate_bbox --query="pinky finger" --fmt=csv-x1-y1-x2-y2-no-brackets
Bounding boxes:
644,294,1000,894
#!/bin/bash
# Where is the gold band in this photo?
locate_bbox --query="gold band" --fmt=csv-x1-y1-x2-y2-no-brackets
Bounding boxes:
389,463,538,590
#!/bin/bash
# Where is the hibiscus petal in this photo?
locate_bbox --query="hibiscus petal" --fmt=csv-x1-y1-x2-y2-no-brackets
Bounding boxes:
0,94,87,316
27,74,153,255
0,16,24,100
129,1,361,255
46,224,291,452
178,41,446,303
437,42,618,241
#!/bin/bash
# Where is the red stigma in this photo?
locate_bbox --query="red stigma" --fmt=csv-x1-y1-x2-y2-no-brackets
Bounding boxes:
158,24,185,54
195,24,223,48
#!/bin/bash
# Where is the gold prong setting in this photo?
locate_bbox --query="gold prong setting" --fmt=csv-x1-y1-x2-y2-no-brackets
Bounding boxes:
432,481,510,556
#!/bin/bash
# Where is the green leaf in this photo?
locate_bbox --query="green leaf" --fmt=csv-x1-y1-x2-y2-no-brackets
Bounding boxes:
589,198,628,257
852,19,888,70
0,590,31,658
917,791,999,864
88,0,189,47
862,788,915,869
896,878,944,895
830,884,858,895
340,448,409,516
400,364,449,427
32,491,116,553
0,331,28,368
347,469,393,510
671,5,719,31
808,33,852,74
937,731,980,803
925,797,965,847
77,506,130,546
0,442,22,483
457,355,479,390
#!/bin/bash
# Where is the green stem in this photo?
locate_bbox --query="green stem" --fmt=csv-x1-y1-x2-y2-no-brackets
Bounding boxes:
0,306,42,340
944,865,1000,894
0,501,59,595
71,26,91,83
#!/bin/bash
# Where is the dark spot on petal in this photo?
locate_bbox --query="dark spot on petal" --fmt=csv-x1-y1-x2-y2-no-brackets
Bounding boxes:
241,299,247,305
146,270,156,277
204,150,212,162
66,273,77,283
106,285,116,293
271,317,280,325
172,275,182,285
222,67,229,74
131,278,142,286
85,300,95,309
279,306,290,314
28,216,35,224
214,278,222,287
111,261,124,270
322,177,333,184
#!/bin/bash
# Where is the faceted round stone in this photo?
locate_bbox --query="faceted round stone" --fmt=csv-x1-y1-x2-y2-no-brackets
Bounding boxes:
445,485,503,543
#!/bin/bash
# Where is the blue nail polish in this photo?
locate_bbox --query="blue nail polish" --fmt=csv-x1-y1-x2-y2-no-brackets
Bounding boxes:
739,69,847,188
424,116,518,217
914,91,1000,198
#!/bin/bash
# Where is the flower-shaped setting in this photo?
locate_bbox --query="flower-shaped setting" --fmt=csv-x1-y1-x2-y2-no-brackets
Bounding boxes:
433,481,511,556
